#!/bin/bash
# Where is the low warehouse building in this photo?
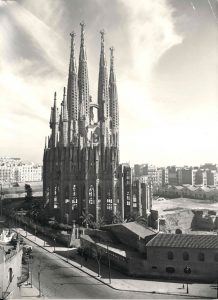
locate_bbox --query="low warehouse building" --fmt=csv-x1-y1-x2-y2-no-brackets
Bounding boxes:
146,233,218,282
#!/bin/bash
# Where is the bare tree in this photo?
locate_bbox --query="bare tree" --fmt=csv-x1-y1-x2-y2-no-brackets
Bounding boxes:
92,243,104,277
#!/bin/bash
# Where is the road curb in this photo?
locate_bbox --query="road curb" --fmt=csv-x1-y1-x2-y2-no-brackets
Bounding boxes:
16,229,213,299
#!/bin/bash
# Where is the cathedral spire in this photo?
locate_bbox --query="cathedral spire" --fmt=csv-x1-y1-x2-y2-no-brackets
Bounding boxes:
50,92,59,147
98,30,110,146
69,31,77,75
100,29,105,55
109,47,119,147
62,87,68,122
110,47,115,79
61,87,68,146
78,22,90,134
67,31,79,144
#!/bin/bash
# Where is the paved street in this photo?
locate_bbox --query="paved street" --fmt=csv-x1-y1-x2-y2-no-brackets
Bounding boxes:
23,236,197,299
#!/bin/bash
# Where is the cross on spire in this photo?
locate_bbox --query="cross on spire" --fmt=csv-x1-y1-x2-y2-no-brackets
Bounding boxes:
70,31,76,38
70,31,76,46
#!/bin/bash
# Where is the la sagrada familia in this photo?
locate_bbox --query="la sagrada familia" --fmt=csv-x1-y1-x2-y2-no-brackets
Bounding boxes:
43,23,153,225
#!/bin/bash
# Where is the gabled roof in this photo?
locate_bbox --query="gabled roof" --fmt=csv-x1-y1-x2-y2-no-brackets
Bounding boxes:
186,186,198,191
104,222,157,239
174,186,184,190
147,233,218,249
121,222,157,238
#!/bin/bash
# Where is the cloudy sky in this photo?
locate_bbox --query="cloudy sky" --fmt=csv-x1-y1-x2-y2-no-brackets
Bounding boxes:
0,0,217,167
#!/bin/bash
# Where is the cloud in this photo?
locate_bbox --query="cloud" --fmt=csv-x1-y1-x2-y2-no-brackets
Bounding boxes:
0,0,216,166
118,0,183,156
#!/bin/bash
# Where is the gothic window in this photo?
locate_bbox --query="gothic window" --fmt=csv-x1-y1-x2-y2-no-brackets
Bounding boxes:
72,185,78,208
89,185,95,205
126,191,130,206
54,186,58,208
106,190,113,210
65,186,70,204
133,194,137,208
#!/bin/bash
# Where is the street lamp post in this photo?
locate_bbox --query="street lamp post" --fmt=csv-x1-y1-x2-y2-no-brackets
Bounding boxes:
80,247,84,267
107,244,111,284
184,265,191,294
38,270,41,297
67,234,71,262
34,225,37,241
0,183,3,218
53,238,56,252
216,280,218,299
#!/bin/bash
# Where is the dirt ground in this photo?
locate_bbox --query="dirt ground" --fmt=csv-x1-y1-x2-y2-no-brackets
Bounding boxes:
153,197,218,216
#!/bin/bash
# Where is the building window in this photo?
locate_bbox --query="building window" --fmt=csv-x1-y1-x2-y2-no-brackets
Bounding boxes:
72,185,78,208
133,194,137,207
214,253,218,262
183,252,189,261
88,185,95,205
126,191,130,206
167,251,174,260
106,190,113,210
166,267,175,273
65,186,69,203
54,186,58,208
198,252,205,262
9,268,13,282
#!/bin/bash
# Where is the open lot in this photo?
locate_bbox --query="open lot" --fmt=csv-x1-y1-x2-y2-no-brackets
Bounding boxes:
153,197,218,216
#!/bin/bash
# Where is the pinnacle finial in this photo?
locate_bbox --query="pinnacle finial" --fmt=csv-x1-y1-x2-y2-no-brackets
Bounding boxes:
70,31,76,48
54,91,57,106
100,30,105,45
110,46,114,58
110,47,115,68
80,21,85,29
70,31,76,39
80,22,85,45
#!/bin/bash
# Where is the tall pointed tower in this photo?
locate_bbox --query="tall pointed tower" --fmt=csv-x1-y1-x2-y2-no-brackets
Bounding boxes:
67,32,79,145
97,30,110,147
49,92,59,148
59,87,68,147
78,22,90,142
109,47,119,148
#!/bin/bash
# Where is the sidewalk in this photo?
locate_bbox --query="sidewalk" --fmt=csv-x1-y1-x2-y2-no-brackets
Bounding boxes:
13,283,46,299
16,227,217,299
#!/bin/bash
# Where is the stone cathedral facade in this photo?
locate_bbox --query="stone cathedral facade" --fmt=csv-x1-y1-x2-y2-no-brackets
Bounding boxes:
43,23,153,225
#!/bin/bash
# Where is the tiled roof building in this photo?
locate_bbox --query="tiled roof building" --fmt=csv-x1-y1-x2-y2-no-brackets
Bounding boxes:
147,233,218,249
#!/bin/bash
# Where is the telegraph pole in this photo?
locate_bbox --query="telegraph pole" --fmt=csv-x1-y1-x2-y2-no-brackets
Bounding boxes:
107,244,111,284
0,183,3,218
